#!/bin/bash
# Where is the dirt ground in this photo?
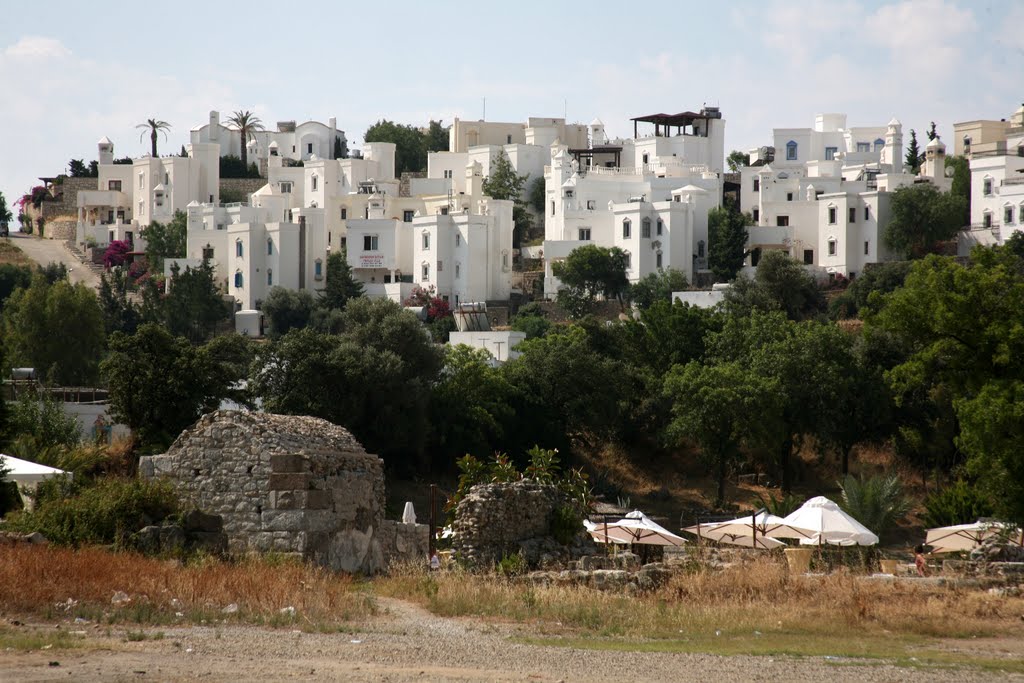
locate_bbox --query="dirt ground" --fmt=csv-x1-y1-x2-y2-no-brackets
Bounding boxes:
3,598,1021,683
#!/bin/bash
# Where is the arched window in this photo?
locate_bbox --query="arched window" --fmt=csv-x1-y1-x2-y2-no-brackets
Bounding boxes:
234,271,243,288
1004,204,1014,225
622,218,631,239
642,152,649,165
235,240,243,258
314,259,323,280
828,237,838,256
786,140,798,161
983,176,993,196
267,268,273,286
641,217,651,238
422,231,430,250
983,210,993,228
267,238,273,255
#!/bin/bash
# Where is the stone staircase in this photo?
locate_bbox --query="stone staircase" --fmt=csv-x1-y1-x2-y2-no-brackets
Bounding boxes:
66,242,105,279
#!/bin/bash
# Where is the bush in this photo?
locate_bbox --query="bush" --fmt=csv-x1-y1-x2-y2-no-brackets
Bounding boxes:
8,392,81,451
550,505,582,545
2,477,179,547
496,551,526,577
756,491,802,517
838,474,911,539
923,479,995,528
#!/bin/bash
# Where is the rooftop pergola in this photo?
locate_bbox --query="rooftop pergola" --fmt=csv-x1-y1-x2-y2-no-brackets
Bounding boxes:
631,112,711,138
568,145,623,168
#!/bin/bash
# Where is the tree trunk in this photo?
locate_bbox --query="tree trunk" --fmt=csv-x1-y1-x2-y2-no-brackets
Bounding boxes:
841,444,852,475
151,129,158,157
240,128,248,169
716,452,726,508
780,434,794,492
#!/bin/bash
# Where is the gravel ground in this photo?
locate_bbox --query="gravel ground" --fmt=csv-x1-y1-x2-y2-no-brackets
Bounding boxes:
2,598,1021,682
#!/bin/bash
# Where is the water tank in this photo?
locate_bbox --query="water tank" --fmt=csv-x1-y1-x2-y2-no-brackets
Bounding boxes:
235,310,262,338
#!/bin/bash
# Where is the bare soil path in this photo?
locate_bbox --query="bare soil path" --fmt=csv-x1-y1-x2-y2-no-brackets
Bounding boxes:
2,597,1019,682
9,233,99,290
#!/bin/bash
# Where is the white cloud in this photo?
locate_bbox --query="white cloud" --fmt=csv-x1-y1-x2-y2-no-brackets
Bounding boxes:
3,35,70,59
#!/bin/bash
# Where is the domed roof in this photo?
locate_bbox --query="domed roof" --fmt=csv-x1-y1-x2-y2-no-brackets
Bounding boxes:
590,117,604,127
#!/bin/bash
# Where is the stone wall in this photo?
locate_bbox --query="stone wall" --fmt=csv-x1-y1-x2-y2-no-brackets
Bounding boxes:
452,479,595,568
46,219,77,242
139,410,416,574
220,178,267,203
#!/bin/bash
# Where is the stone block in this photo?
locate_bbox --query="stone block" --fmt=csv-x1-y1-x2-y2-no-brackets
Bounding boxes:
269,473,312,491
182,509,224,532
306,489,332,510
270,453,307,473
261,509,305,531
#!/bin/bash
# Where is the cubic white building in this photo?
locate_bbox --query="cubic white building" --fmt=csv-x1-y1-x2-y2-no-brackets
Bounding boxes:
958,104,1024,252
542,109,726,295
739,113,951,277
190,110,347,168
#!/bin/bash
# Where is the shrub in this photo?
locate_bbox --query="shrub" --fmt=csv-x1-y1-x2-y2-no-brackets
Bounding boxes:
2,477,179,547
838,474,911,539
8,391,82,451
511,311,550,339
756,491,802,517
496,551,526,577
923,479,995,528
550,505,582,545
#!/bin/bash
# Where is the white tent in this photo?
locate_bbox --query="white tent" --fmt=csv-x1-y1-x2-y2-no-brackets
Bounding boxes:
925,520,1023,554
682,511,813,549
586,511,687,547
0,454,69,485
779,496,879,546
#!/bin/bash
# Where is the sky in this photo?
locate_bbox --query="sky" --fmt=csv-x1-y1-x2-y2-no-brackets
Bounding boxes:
1,0,1022,210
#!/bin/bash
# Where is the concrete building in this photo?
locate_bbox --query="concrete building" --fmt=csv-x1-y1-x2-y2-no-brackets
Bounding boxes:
190,110,347,169
739,113,951,277
542,109,726,295
958,104,1024,252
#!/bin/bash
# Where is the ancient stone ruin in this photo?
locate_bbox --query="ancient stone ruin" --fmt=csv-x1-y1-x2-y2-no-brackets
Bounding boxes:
452,479,595,568
139,410,426,573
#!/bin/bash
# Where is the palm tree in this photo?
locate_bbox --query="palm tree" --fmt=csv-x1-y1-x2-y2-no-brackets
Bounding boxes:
136,118,171,157
227,110,264,170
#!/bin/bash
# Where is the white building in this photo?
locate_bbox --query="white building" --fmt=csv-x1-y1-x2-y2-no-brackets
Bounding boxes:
958,104,1024,252
75,136,220,248
739,113,951,277
190,110,347,169
542,109,726,294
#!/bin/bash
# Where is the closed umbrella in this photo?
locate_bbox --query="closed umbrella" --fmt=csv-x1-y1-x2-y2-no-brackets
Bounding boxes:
779,496,879,546
925,521,1023,554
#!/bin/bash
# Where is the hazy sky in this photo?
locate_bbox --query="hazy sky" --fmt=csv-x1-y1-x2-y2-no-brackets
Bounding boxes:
2,0,1021,208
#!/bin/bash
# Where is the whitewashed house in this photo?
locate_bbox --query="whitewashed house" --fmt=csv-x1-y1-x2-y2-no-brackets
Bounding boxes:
542,109,726,295
190,110,347,169
739,114,951,277
958,104,1024,252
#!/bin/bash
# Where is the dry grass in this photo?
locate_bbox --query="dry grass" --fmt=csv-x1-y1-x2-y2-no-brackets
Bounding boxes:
0,239,32,265
378,557,1024,645
0,546,376,627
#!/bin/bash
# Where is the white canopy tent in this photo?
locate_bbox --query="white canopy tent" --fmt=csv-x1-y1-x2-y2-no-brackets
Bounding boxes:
586,511,687,547
925,521,1023,554
779,496,879,546
682,510,814,549
0,454,70,512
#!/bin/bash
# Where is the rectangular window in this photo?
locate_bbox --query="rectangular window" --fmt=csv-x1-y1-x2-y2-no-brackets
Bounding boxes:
587,200,596,210
202,246,214,260
787,192,793,202
641,221,651,238
828,239,837,256
507,134,512,144
444,169,453,179
108,180,121,192
1006,207,1015,224
824,147,837,161
422,233,430,249
437,260,443,272
803,249,814,265
138,173,144,190
138,200,144,216
864,206,870,220
752,208,759,222
404,210,415,223
455,233,461,247
164,173,169,185
849,207,856,223
753,178,760,192
106,210,114,224
578,228,591,241
656,219,663,236
622,221,631,238
307,143,313,154
315,260,323,278
280,182,292,193
550,201,555,216
776,215,789,227
455,263,461,278
983,213,993,228
828,207,837,224
341,208,347,220
856,142,870,152
328,231,332,246
656,252,662,269
311,176,318,191
564,189,573,198
363,235,378,251
421,263,429,281
864,240,870,255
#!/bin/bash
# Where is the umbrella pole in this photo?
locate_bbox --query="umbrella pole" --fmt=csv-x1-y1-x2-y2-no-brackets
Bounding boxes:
752,511,757,549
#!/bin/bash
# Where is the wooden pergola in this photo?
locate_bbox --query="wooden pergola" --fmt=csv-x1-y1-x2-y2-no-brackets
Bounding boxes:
631,112,711,138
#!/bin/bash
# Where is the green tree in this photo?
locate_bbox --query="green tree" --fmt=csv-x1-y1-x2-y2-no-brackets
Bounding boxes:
945,154,971,226
136,118,171,157
528,176,546,214
98,269,141,336
426,119,449,152
319,250,364,310
1,275,105,385
8,391,81,451
227,110,264,170
0,264,32,310
67,159,97,178
838,473,911,540
828,261,913,320
510,303,550,339
726,150,750,172
364,119,427,176
339,297,443,378
623,300,721,376
708,206,751,282
629,268,688,310
884,183,966,258
904,129,922,173
333,135,348,160
483,150,531,245
0,191,13,225
552,244,629,316
724,250,825,321
101,324,236,448
926,121,938,141
142,210,187,274
665,361,776,505
163,262,229,343
261,286,315,338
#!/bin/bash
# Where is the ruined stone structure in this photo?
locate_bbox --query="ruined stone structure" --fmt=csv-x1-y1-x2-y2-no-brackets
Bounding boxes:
452,479,595,568
139,410,426,573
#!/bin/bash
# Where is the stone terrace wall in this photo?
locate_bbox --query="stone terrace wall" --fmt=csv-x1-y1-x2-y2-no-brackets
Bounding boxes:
140,410,392,573
452,479,595,568
220,178,267,203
